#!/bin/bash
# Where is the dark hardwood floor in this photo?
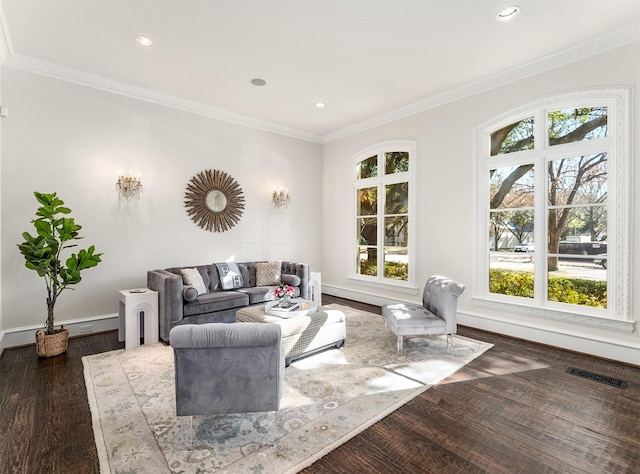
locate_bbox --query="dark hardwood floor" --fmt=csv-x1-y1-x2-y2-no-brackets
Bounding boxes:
1,330,122,474
2,295,639,473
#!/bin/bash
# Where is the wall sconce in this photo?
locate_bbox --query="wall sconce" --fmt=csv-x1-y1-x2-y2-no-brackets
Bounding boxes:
272,187,290,209
116,170,142,200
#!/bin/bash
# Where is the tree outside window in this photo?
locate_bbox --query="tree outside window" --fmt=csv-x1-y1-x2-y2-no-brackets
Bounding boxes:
352,142,415,286
484,101,616,312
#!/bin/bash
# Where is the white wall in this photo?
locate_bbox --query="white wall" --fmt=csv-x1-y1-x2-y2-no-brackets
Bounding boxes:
0,67,322,347
322,41,640,364
2,39,638,365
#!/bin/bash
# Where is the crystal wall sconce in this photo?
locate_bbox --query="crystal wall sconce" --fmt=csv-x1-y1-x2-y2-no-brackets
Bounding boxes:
116,170,142,200
272,187,290,209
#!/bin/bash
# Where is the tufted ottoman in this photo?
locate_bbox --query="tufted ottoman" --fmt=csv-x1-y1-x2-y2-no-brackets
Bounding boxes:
235,305,346,366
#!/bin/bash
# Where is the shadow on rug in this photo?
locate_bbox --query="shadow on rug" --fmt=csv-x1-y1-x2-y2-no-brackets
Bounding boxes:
83,304,493,473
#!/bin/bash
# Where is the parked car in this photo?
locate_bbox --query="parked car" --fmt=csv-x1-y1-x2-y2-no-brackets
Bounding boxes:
593,254,607,269
514,242,535,252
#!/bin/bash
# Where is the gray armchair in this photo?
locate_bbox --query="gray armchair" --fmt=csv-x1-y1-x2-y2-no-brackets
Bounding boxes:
170,323,285,416
381,275,465,354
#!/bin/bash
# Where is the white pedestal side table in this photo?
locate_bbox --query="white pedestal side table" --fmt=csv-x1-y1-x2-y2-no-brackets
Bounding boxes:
118,288,159,350
309,272,322,306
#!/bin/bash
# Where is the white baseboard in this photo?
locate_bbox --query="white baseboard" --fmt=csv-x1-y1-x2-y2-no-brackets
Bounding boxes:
458,310,640,367
5,289,638,366
0,313,119,352
322,284,406,307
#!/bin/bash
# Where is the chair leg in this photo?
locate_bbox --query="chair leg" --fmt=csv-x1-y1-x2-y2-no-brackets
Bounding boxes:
447,334,453,351
397,335,403,354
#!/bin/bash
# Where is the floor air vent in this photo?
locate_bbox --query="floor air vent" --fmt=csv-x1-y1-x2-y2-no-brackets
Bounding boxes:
566,367,628,389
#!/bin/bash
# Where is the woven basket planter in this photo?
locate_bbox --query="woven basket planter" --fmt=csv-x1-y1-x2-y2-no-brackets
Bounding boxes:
35,325,69,357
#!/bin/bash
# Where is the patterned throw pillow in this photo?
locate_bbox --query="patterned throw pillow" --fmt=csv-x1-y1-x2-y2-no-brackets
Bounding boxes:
215,262,244,290
255,261,281,286
180,268,207,295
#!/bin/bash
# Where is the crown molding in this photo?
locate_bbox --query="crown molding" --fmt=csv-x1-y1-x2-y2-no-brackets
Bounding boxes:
1,21,637,145
2,54,324,144
323,21,640,143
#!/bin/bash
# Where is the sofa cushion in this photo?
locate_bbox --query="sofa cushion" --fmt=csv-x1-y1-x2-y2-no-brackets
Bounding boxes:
180,268,207,295
205,265,221,292
236,286,274,305
256,261,281,286
215,262,244,290
183,285,199,302
184,291,249,317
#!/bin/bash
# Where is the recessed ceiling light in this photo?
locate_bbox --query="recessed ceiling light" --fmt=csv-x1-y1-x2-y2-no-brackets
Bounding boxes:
496,5,521,21
251,78,267,86
315,102,325,108
134,35,153,47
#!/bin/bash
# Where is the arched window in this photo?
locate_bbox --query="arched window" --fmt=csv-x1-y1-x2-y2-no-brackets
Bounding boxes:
474,89,632,331
350,141,417,288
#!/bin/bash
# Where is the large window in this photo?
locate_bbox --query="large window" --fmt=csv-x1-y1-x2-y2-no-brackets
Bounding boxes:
476,89,632,330
351,141,416,288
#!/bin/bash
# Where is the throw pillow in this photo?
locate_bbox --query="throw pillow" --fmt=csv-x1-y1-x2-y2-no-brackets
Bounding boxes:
256,261,282,286
238,264,251,288
215,262,244,290
182,285,199,302
180,267,207,295
281,273,301,287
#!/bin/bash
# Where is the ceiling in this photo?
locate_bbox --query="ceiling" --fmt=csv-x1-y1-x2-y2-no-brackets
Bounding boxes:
2,1,639,142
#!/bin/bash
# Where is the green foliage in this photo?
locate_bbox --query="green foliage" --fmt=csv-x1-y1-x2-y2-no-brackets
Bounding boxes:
385,152,409,174
360,259,408,280
547,277,607,308
489,269,606,308
548,107,607,141
489,269,534,298
359,259,377,276
384,261,408,280
385,182,409,214
17,192,103,334
357,155,378,179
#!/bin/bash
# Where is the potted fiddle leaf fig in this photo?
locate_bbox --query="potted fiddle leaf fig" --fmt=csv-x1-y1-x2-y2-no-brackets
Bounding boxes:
18,192,103,357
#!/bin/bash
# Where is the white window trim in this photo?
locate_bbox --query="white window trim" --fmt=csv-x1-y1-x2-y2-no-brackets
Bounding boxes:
348,140,418,290
473,88,633,332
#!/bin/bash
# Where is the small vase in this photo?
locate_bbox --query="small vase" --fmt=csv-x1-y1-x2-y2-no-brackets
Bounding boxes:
280,295,291,308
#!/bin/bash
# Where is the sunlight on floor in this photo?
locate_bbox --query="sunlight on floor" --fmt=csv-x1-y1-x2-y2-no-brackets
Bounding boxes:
437,351,551,385
289,348,350,370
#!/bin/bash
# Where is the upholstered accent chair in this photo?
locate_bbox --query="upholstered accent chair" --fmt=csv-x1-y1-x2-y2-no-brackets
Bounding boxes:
381,275,465,354
170,323,285,416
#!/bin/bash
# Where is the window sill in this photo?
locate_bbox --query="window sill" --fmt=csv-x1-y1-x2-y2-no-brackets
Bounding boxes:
347,275,419,295
471,296,635,333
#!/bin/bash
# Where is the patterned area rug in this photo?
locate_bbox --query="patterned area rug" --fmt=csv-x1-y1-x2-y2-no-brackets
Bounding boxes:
83,304,493,473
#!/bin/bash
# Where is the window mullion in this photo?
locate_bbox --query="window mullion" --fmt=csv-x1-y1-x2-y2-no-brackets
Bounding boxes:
378,181,385,279
534,155,547,305
533,108,547,305
376,152,384,279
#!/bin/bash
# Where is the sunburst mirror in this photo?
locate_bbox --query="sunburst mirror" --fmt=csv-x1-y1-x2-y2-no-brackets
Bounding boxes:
184,169,245,232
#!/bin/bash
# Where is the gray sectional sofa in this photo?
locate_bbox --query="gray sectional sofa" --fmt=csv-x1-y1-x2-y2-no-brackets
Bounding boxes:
148,261,310,342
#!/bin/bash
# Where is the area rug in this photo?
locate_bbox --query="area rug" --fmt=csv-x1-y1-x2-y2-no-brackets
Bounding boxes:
83,304,493,473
